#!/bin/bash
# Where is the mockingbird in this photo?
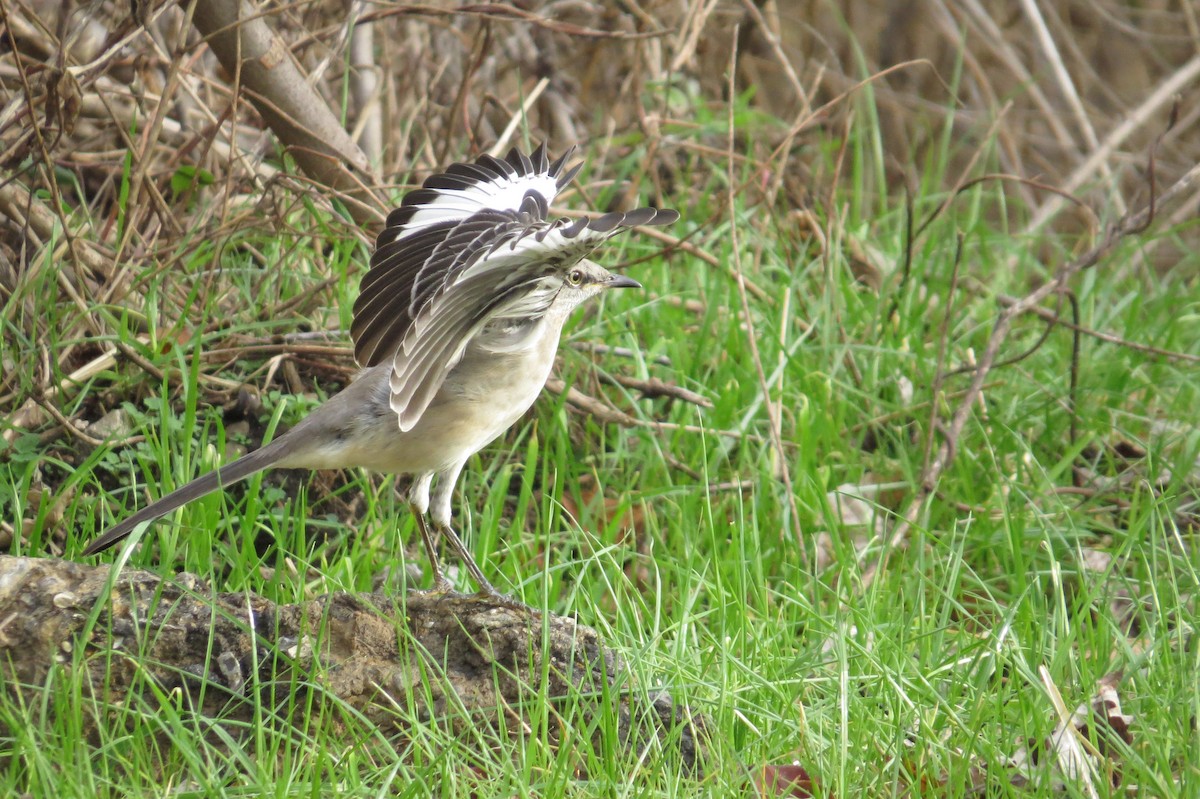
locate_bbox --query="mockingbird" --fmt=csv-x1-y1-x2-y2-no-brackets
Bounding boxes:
83,145,677,600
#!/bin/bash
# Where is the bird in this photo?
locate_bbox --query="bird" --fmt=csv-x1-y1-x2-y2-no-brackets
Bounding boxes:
82,144,678,602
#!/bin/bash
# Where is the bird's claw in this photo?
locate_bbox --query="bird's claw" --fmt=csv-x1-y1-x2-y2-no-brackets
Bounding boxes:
472,586,539,614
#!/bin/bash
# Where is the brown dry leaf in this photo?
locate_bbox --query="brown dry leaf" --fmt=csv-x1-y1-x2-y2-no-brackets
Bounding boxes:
1008,671,1134,794
19,469,76,552
558,476,647,546
1078,547,1112,574
2,399,46,446
828,488,880,531
789,207,887,290
845,235,887,291
811,531,837,572
85,407,135,441
558,476,649,590
811,476,907,570
755,763,817,798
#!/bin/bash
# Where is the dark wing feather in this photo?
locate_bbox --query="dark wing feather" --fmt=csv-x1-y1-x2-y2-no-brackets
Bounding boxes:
388,273,547,430
353,146,571,367
353,144,679,431
384,204,678,429
381,143,568,244
354,213,522,367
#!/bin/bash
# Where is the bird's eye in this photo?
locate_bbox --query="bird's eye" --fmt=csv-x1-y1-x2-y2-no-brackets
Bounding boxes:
566,268,584,286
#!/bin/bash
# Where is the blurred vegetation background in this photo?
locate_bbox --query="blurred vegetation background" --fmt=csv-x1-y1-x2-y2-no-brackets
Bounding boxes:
1,1,1198,795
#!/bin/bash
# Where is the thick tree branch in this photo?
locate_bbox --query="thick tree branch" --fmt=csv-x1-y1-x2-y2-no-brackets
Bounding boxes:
190,0,387,226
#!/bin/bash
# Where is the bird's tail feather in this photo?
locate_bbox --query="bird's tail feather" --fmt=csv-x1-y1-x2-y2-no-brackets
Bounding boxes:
82,437,292,555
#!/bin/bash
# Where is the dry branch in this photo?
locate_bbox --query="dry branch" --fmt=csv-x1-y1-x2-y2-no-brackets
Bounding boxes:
862,157,1200,587
0,555,706,771
191,0,386,226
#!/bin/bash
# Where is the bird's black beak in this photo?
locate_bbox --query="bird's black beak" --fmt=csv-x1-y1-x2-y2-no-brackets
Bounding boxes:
607,274,641,290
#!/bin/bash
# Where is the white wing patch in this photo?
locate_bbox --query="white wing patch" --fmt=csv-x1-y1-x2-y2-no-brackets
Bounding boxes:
385,145,578,244
392,177,559,241
457,221,609,285
353,145,678,431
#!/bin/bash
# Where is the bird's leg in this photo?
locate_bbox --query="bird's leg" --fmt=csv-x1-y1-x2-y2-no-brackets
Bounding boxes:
412,508,455,593
406,474,454,593
434,521,507,600
434,522,536,612
426,465,535,611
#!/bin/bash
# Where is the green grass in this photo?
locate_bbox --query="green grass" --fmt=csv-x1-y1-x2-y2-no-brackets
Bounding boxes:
3,104,1199,797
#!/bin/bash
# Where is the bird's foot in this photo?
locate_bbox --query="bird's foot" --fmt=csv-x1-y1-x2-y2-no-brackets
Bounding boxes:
417,519,540,613
470,586,540,615
409,575,457,597
466,571,530,610
408,579,537,614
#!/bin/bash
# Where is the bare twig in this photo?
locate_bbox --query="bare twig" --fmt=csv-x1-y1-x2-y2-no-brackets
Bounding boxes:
994,294,1200,363
1026,53,1200,232
1018,0,1122,214
348,2,383,164
724,28,804,554
600,374,712,408
488,77,550,157
359,3,667,40
921,233,965,475
545,377,638,427
861,154,1200,587
190,0,386,226
737,0,809,114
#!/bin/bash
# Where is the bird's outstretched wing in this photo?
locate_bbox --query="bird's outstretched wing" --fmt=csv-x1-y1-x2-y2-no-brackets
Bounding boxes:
350,145,678,431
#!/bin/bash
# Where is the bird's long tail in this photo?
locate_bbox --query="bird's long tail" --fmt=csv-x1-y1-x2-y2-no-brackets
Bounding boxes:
82,436,293,555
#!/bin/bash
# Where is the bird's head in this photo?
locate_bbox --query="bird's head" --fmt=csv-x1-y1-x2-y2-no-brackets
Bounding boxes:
552,259,641,312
